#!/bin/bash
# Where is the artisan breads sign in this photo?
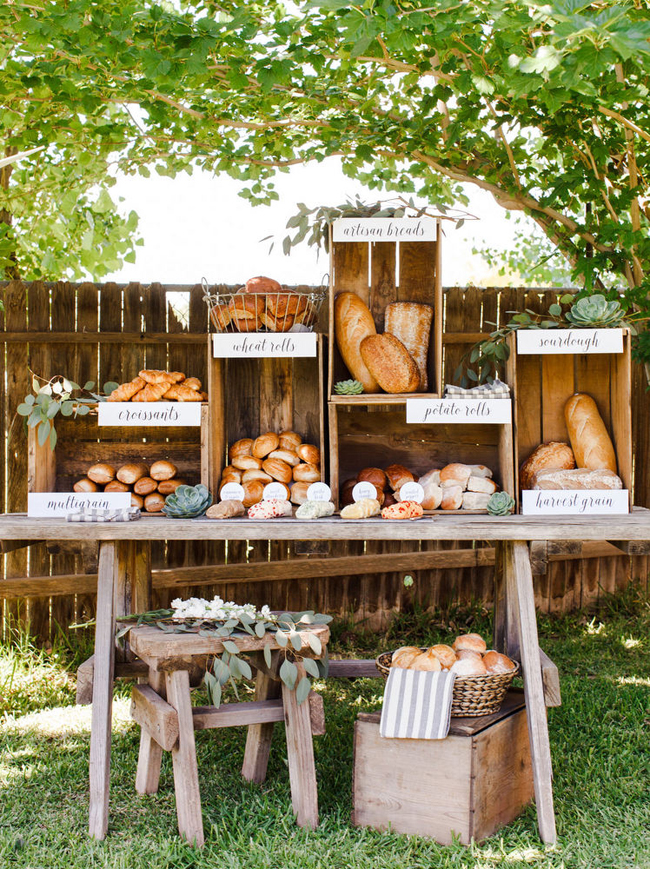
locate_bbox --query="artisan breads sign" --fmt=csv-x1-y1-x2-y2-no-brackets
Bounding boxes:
212,332,317,358
521,489,629,515
28,492,131,518
332,217,438,242
516,328,624,354
98,402,202,426
406,398,512,424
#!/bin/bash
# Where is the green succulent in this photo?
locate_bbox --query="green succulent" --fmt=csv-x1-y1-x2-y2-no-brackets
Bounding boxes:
162,484,213,519
565,294,625,328
486,492,515,516
334,379,364,395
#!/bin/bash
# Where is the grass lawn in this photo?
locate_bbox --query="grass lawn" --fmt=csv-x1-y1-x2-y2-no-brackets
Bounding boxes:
1,589,649,869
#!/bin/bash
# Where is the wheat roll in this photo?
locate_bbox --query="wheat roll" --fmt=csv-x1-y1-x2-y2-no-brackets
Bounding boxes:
133,476,158,496
292,462,321,483
116,462,149,485
262,457,293,484
73,477,99,493
252,432,280,458
157,478,187,495
144,492,165,513
87,463,116,485
564,393,617,472
150,460,177,481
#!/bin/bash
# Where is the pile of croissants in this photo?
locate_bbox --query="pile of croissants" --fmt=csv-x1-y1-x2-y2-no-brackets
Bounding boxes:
107,370,207,402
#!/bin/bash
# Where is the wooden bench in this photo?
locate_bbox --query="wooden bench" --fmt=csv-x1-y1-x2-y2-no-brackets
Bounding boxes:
128,623,330,847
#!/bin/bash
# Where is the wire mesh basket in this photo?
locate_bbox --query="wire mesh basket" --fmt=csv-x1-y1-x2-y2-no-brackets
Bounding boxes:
203,287,327,334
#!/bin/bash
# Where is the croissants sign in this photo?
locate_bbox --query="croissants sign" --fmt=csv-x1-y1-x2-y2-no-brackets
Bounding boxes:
98,402,202,426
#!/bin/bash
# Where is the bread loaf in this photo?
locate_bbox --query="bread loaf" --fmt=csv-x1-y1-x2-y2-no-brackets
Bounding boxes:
252,432,279,458
73,478,98,493
531,467,623,490
206,500,246,519
245,275,282,294
229,438,253,459
461,492,492,510
440,463,472,489
87,463,116,485
385,464,414,491
410,650,442,671
150,460,177,481
450,656,487,675
131,493,144,509
241,469,273,484
360,334,420,393
483,651,516,674
340,497,381,519
453,633,487,654
440,485,463,510
358,467,387,489
466,476,497,495
133,476,158,496
157,478,187,495
278,430,302,451
519,442,575,489
105,480,130,493
429,644,457,669
117,462,149,485
420,483,443,510
242,479,265,507
384,302,433,390
391,646,422,668
144,492,165,513
418,468,441,488
564,393,617,472
334,292,379,392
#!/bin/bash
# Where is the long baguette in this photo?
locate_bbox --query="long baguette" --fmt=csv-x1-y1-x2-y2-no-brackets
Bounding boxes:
334,292,379,393
564,393,617,472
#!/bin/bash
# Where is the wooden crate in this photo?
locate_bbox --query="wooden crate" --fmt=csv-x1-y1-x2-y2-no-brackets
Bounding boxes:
205,335,326,495
28,405,209,494
328,224,443,399
352,692,534,844
512,330,633,505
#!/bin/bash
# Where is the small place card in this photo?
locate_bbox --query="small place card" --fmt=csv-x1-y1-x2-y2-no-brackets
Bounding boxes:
399,482,425,503
28,492,131,518
98,402,202,427
212,333,317,358
521,489,629,515
332,217,437,242
219,482,244,502
352,481,377,501
516,328,624,355
263,482,288,500
307,482,332,501
406,398,512,424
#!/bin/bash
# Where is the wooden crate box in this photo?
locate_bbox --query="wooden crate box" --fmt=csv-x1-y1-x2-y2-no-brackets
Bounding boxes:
352,692,534,844
328,224,443,399
206,336,326,495
512,330,633,505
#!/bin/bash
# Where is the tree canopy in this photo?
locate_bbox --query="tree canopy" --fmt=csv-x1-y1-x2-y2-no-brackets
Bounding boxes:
2,0,650,301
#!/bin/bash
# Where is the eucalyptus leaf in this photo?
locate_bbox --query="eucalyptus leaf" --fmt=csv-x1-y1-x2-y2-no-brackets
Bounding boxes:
237,658,253,680
289,631,303,651
279,658,298,690
275,630,288,648
295,676,311,705
255,620,266,639
302,657,320,679
263,643,273,669
307,633,322,656
223,640,240,655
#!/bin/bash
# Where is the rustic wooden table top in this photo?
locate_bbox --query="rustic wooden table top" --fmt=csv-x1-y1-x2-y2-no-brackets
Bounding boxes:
1,508,649,542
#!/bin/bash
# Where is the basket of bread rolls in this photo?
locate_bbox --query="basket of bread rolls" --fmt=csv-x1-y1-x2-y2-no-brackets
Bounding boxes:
204,276,326,334
376,632,519,717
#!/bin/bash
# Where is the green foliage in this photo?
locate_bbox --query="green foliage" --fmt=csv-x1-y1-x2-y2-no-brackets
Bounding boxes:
486,491,516,516
565,294,627,327
160,484,213,518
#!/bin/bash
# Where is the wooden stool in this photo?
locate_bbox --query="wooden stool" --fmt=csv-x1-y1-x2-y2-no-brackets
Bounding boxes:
128,623,330,847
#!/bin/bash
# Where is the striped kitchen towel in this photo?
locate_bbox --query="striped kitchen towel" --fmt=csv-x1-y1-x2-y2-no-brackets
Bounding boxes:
67,506,141,522
444,378,510,398
379,667,456,739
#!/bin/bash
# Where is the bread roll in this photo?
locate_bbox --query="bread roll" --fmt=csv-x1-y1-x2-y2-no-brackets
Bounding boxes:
206,499,246,519
242,469,273,484
466,476,497,495
242,479,265,507
357,467,387,489
565,393,617,472
461,492,492,510
418,468,441,488
157,478,187,495
384,302,433,390
292,463,321,483
150,460,177,481
268,448,300,467
420,483,443,510
385,464,414,491
429,644,457,669
131,493,144,509
339,497,381,518
133,476,158,496
410,650,442,671
296,444,320,465
262,457,293,484
232,455,263,471
116,463,149,485
144,492,165,513
391,646,422,668
220,474,243,488
228,293,264,331
252,432,280,458
450,656,487,676
440,485,463,510
383,492,397,508
531,467,623,490
290,481,311,505
334,292,379,393
87,463,116,485
105,480,130,493
360,333,420,394
519,442,575,490
456,649,482,661
74,477,99,493
440,463,472,489
468,464,493,478
229,438,254,459
245,275,282,293
210,303,231,331
453,633,487,654
221,465,242,479
278,430,302,450
483,651,516,674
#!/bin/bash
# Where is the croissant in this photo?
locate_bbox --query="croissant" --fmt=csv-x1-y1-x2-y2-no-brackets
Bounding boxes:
138,369,185,384
339,498,381,519
183,377,202,391
107,377,145,402
132,382,169,402
163,384,204,401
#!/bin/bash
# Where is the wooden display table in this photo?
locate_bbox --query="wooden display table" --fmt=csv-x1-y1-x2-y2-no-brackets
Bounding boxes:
2,509,650,845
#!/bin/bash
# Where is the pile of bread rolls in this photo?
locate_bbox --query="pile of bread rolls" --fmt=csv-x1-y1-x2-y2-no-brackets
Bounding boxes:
219,431,321,507
210,276,318,334
107,370,207,402
73,460,184,512
341,461,499,512
391,633,516,676
520,393,622,490
335,292,433,393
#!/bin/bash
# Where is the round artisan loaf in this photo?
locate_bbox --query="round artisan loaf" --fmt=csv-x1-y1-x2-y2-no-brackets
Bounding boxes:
360,333,420,394
410,650,442,671
334,292,379,393
453,633,487,654
87,462,116,485
391,646,422,669
252,432,280,458
451,656,487,676
244,275,282,294
116,462,149,485
229,438,254,460
429,644,457,669
519,441,575,489
357,467,387,489
483,650,516,674
150,460,177,481
564,393,617,472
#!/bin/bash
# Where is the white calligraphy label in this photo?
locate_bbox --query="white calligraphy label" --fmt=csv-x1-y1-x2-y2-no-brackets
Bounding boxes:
352,481,377,502
516,328,623,355
263,482,288,501
28,492,131,518
406,398,512,425
332,217,437,242
521,489,629,515
399,482,425,503
98,402,202,427
306,482,332,502
212,333,317,358
219,483,245,502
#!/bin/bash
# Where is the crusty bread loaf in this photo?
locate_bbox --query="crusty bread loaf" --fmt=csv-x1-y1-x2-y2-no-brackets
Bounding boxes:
420,483,443,510
157,478,187,495
144,492,165,513
483,651,516,674
466,476,497,495
116,462,149,485
391,646,422,669
150,460,177,481
334,292,379,393
429,644,457,669
453,633,487,654
440,484,463,510
461,492,491,510
73,477,99,493
451,656,487,675
565,393,617,472
440,463,472,489
384,302,433,390
133,476,158,496
360,334,420,393
296,444,320,465
87,463,116,485
410,650,442,671
105,480,130,492
531,467,623,490
418,468,441,487
519,442,575,489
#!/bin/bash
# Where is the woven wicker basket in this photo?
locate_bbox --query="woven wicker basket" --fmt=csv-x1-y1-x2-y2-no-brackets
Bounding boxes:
375,650,520,717
204,289,326,334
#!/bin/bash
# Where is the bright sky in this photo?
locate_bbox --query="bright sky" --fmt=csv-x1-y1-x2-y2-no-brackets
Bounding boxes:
106,156,520,288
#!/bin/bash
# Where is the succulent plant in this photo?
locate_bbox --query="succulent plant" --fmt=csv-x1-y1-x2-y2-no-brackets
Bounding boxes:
565,294,625,328
334,379,364,395
162,484,213,519
486,492,515,516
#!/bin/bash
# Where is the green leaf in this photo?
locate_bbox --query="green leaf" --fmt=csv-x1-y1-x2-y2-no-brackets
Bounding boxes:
60,400,74,417
214,658,231,685
222,640,240,655
49,427,57,450
279,658,298,690
548,303,562,316
103,382,120,395
302,657,320,679
307,633,322,656
263,643,272,669
295,676,311,705
275,630,288,648
37,420,51,447
17,403,33,416
289,631,303,652
255,621,266,639
83,381,95,390
237,658,252,680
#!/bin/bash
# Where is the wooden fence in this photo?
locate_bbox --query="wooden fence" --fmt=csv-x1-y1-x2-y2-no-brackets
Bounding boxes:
1,281,649,642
